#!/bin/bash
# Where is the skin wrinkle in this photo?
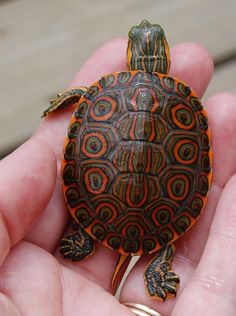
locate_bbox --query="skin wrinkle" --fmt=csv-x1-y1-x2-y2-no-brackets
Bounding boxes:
61,266,93,311
49,180,69,255
0,242,64,316
53,260,64,316
60,266,101,315
192,276,236,308
0,292,22,316
32,134,62,166
0,210,11,264
173,282,236,316
210,227,236,242
33,137,58,163
58,264,68,316
175,253,196,270
0,179,29,235
62,262,109,292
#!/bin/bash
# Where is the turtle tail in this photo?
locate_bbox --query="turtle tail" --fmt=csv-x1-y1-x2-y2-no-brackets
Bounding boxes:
112,254,132,292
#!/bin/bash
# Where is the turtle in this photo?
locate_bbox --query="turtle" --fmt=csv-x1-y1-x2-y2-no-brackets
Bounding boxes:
42,20,212,301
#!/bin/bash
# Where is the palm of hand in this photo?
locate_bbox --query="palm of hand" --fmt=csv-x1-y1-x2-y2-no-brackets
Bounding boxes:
0,39,236,316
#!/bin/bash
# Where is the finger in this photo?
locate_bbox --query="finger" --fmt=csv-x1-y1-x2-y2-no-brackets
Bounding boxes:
0,241,133,316
0,139,56,265
51,41,214,294
0,241,65,315
172,175,236,316
170,42,214,98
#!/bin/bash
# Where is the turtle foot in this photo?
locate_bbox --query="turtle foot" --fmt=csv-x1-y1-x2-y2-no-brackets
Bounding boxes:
60,223,94,261
42,87,87,118
144,244,180,301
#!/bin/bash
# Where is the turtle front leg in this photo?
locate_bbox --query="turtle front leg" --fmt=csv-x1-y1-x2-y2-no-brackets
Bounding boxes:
60,222,94,261
144,244,180,301
42,87,87,118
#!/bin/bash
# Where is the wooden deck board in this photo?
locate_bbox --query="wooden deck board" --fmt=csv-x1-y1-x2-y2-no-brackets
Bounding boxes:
0,0,235,155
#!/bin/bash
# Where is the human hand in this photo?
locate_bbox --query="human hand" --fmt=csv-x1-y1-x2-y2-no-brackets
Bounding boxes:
0,38,236,316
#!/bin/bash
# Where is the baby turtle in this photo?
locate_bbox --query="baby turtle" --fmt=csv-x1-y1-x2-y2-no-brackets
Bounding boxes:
43,20,212,301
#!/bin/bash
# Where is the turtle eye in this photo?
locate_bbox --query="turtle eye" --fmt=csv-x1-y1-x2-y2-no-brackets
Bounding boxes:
152,24,165,38
128,26,139,40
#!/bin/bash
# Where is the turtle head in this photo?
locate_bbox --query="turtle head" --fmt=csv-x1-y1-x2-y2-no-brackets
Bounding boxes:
127,20,170,74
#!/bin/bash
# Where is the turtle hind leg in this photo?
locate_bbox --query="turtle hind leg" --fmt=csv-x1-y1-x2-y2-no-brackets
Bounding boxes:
144,244,180,301
60,222,94,261
42,87,87,118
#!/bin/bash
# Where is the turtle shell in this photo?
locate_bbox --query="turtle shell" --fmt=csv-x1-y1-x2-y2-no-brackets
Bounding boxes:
62,70,212,256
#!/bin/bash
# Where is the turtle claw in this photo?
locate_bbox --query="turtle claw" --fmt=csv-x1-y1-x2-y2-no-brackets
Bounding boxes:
144,244,180,301
60,224,94,261
163,271,180,298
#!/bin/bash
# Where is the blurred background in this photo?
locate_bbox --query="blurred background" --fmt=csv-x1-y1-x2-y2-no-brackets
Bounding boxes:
0,0,235,158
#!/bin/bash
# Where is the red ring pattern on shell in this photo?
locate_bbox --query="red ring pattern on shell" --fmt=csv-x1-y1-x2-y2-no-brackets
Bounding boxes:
62,70,212,255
